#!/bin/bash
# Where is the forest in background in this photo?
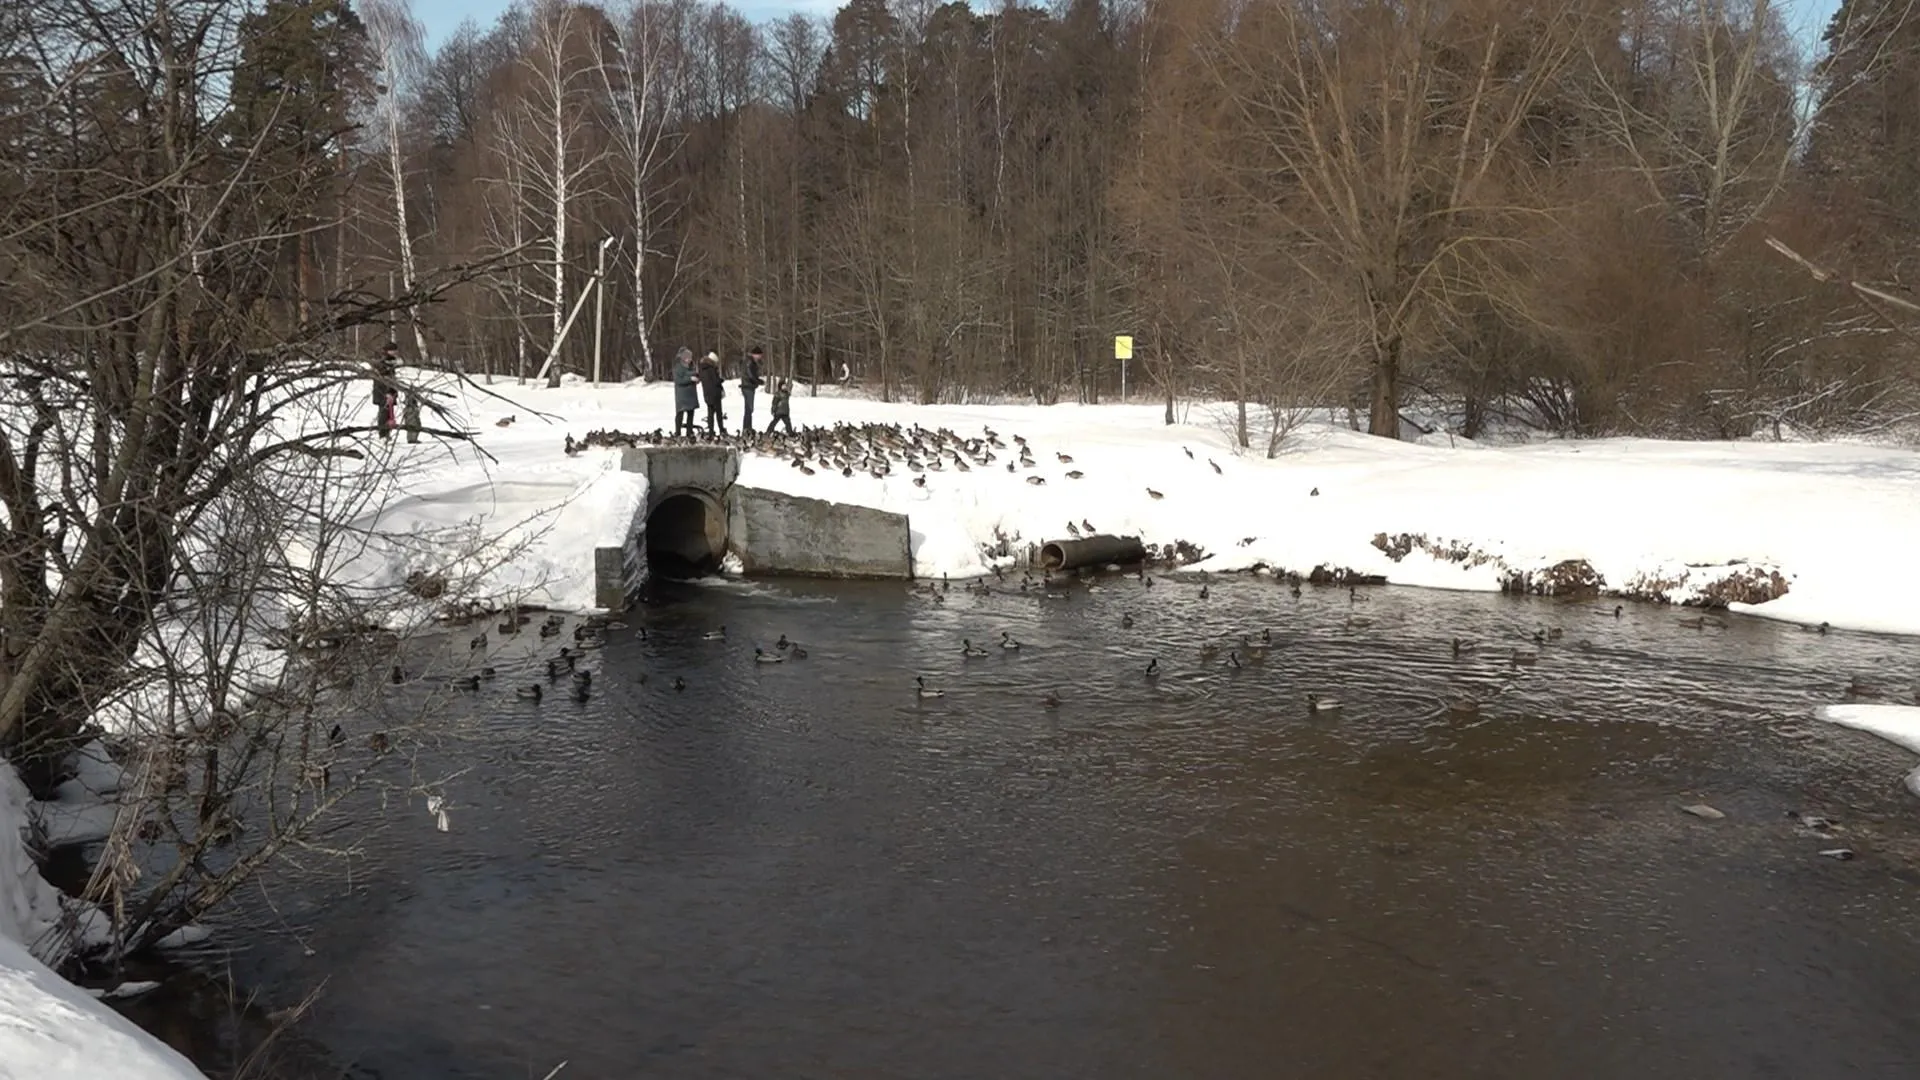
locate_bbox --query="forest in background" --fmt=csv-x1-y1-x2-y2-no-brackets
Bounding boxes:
7,0,1920,442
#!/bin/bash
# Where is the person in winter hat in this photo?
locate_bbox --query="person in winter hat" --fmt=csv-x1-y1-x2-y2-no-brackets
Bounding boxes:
767,376,795,435
697,351,727,436
671,347,698,437
739,346,765,431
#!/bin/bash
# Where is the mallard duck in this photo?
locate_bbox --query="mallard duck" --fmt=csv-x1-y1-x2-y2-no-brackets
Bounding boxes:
328,723,346,745
1199,584,1210,600
1306,693,1341,715
790,644,808,659
1145,658,1161,680
1451,637,1477,656
1595,604,1623,618
469,632,488,652
755,647,785,664
1121,613,1135,629
915,676,946,699
1446,697,1481,718
1041,691,1061,709
702,626,727,641
538,622,560,638
571,669,593,686
1000,631,1022,651
1289,582,1302,599
1146,488,1164,500
516,684,543,702
367,732,391,753
962,638,988,658
568,682,591,703
1224,650,1242,670
1511,648,1538,666
672,676,686,692
776,634,791,651
456,674,481,691
389,665,406,684
479,666,497,679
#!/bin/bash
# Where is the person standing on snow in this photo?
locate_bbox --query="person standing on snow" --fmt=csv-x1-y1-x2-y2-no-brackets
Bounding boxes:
372,341,400,440
767,376,795,435
672,347,698,437
739,346,765,432
698,351,727,436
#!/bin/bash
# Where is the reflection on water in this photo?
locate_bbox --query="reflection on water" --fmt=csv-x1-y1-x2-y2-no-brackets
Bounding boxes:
131,575,1920,1078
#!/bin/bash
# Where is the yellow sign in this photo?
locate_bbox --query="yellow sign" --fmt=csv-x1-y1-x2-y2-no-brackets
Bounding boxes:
1114,335,1133,360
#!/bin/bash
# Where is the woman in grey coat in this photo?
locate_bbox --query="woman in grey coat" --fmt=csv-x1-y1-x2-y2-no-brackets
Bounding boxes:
672,347,698,437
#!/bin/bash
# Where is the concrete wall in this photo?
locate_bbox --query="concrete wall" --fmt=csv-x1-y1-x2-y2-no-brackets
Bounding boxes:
729,487,913,579
620,445,739,498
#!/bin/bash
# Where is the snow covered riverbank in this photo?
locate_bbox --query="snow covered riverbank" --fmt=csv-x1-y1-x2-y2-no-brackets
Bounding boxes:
361,374,1920,638
1,762,204,1079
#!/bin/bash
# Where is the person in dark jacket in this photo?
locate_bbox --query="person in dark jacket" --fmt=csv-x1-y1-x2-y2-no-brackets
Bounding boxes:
372,341,400,439
739,346,765,431
697,351,727,436
767,376,795,435
671,347,698,437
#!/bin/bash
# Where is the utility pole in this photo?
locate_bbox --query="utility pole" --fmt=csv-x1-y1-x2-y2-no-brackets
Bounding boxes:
592,235,616,386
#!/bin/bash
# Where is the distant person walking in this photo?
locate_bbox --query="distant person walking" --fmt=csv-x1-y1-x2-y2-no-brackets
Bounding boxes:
672,347,698,437
372,341,400,440
698,351,727,436
739,346,765,431
402,386,421,444
767,376,795,435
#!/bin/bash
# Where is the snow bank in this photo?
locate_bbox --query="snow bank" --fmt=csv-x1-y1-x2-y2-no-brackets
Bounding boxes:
390,376,1920,635
0,763,204,1079
1814,705,1920,797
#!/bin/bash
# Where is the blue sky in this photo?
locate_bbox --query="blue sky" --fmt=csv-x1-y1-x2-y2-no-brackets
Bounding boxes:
413,0,1844,55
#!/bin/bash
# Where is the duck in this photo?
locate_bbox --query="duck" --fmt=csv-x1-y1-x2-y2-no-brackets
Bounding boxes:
571,669,593,686
389,665,406,684
1146,488,1165,500
546,657,571,679
1306,693,1341,715
754,645,786,664
469,632,488,652
702,626,727,641
672,677,687,692
367,732,391,753
1199,584,1210,600
538,622,560,638
790,644,809,659
962,639,989,658
1121,613,1135,629
568,682,591,703
1041,691,1061,709
1344,616,1373,630
1145,658,1161,680
328,723,346,745
776,634,791,651
1596,604,1623,618
1451,637,1477,656
1511,648,1538,666
999,631,1022,651
479,666,497,679
915,676,946,699
456,674,481,691
1446,697,1481,718
1224,650,1242,670
516,684,544,702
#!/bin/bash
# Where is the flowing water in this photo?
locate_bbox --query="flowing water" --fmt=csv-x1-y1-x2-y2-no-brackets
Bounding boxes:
117,576,1920,1079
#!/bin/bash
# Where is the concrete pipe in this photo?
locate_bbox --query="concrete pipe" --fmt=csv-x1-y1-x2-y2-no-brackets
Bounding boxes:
1040,535,1146,571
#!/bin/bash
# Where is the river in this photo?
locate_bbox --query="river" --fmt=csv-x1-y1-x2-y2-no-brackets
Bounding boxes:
116,574,1920,1078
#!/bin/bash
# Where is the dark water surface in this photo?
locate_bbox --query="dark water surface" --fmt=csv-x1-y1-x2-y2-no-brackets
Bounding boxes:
128,576,1920,1078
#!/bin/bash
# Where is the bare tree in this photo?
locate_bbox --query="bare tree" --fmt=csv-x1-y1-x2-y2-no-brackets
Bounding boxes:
363,0,436,367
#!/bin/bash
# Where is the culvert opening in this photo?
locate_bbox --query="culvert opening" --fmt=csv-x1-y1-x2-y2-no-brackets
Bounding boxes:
645,491,727,579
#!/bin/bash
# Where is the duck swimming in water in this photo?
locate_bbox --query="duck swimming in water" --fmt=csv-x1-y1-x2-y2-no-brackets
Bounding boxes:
915,676,946,699
1000,631,1022,651
516,684,543,702
755,647,785,664
962,639,989,658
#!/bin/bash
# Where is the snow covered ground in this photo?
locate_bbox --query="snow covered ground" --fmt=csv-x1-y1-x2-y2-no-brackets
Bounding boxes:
1815,705,1920,797
1,760,204,1079
357,373,1920,637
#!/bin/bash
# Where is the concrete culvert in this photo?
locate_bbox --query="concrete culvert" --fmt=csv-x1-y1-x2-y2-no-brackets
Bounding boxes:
1040,535,1147,571
645,490,728,578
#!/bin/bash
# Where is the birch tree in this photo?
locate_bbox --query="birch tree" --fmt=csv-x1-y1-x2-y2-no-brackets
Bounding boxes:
599,0,692,379
363,0,435,367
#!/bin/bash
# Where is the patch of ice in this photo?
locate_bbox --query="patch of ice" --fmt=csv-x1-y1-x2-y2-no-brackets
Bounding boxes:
152,925,214,951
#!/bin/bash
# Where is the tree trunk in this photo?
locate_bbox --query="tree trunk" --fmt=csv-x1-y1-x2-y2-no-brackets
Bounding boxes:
1369,334,1402,438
